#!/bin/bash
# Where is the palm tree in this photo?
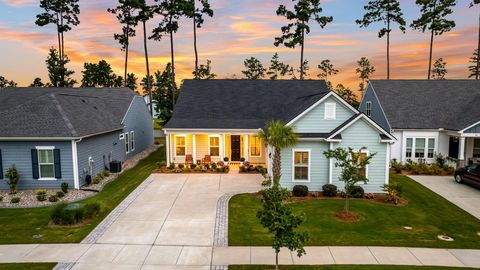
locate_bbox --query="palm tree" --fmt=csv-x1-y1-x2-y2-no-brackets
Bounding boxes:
258,120,298,187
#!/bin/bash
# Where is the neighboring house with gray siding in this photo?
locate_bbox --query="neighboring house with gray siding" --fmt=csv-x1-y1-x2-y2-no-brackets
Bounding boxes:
359,80,480,167
164,80,395,193
0,87,153,190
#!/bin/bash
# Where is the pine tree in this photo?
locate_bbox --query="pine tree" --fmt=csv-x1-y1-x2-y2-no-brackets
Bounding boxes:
242,57,266,80
334,84,359,108
411,0,456,79
0,75,17,88
193,59,216,79
267,53,292,80
469,49,480,79
356,0,406,79
356,57,376,92
470,0,480,80
81,60,120,87
46,48,76,87
317,59,339,89
431,58,447,80
274,0,332,80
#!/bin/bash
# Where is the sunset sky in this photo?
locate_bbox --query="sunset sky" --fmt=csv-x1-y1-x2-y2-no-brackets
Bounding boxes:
0,0,478,92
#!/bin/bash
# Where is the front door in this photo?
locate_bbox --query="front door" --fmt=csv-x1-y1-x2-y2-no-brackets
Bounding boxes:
449,137,459,159
231,135,241,161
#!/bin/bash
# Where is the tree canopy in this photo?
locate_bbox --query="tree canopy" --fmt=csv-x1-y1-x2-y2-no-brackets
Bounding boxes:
242,57,266,80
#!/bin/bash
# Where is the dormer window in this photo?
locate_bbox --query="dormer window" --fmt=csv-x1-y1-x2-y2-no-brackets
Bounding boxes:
324,103,336,120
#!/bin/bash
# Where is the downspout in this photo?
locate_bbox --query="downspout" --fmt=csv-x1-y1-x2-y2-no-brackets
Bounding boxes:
71,138,82,189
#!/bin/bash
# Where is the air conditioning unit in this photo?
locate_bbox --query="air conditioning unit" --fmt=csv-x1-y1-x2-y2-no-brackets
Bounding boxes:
110,160,122,173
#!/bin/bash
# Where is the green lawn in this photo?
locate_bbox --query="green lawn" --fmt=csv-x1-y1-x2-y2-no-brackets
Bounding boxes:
229,266,474,270
0,141,165,244
229,174,480,248
0,263,56,270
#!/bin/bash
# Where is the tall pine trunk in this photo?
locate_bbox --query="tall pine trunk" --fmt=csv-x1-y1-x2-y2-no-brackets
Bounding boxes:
275,251,279,270
476,13,480,80
193,0,199,79
60,12,65,86
170,27,176,108
143,21,153,115
124,26,130,86
386,20,390,80
427,28,434,80
300,27,305,80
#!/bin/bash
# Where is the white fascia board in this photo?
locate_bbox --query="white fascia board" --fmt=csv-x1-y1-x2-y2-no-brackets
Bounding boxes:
328,114,396,141
163,128,260,134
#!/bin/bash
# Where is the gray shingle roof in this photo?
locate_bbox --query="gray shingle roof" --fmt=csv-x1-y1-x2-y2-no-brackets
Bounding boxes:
0,87,135,138
370,80,480,131
164,79,330,129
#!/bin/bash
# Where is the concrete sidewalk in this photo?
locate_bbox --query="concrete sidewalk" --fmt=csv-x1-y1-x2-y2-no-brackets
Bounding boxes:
1,244,480,269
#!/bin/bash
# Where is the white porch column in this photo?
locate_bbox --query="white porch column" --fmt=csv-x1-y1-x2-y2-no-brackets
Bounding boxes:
244,135,249,161
267,144,272,176
192,134,197,163
219,134,224,161
459,136,466,167
223,134,226,160
166,134,171,166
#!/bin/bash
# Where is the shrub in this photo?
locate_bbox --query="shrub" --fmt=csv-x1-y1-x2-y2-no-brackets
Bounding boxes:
10,197,20,203
322,184,337,197
211,162,217,170
349,186,365,198
48,195,58,202
5,165,20,194
102,170,110,177
178,164,184,169
382,183,402,205
51,202,101,225
434,153,447,168
292,185,309,197
56,191,65,198
169,162,176,170
217,161,224,167
239,166,246,173
190,163,197,169
216,167,222,173
223,165,230,173
391,159,403,174
0,196,3,202
240,157,245,162
61,182,69,193
36,189,47,201
223,157,229,162
256,166,267,175
204,163,210,170
159,161,167,168
93,175,103,184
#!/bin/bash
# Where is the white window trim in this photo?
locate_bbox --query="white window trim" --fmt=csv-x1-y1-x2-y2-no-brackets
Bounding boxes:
292,149,311,182
125,132,130,153
130,131,135,152
208,135,220,157
404,137,436,161
365,101,372,117
249,135,262,157
324,102,336,120
36,146,56,180
473,138,480,158
174,135,186,157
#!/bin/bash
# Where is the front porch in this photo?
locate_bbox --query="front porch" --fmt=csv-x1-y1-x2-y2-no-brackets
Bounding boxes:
164,132,268,168
449,135,480,167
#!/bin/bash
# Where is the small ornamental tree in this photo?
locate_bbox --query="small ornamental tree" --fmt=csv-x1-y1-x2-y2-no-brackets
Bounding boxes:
257,183,308,270
5,165,20,194
323,147,376,213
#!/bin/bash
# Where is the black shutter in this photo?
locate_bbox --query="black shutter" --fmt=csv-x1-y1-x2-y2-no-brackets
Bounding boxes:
0,149,3,179
31,149,39,179
54,149,62,179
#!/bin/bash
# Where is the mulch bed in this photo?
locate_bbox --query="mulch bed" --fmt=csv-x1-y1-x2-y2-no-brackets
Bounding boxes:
153,168,229,174
264,192,408,206
335,210,361,222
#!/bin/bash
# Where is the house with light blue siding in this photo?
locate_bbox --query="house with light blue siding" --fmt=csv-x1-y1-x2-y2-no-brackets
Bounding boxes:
359,80,480,167
164,80,395,193
0,87,153,190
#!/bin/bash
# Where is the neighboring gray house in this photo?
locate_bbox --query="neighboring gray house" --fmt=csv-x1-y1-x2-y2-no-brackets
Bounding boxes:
0,87,153,190
359,80,480,167
164,80,395,193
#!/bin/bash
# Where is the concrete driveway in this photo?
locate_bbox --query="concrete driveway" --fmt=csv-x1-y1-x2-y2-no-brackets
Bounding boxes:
96,173,262,246
409,175,480,220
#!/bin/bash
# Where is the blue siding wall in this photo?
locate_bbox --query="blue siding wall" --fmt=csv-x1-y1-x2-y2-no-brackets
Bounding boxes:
76,131,125,186
359,84,390,132
0,141,74,189
122,95,154,158
465,123,480,133
331,119,388,193
279,142,329,191
292,96,355,133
